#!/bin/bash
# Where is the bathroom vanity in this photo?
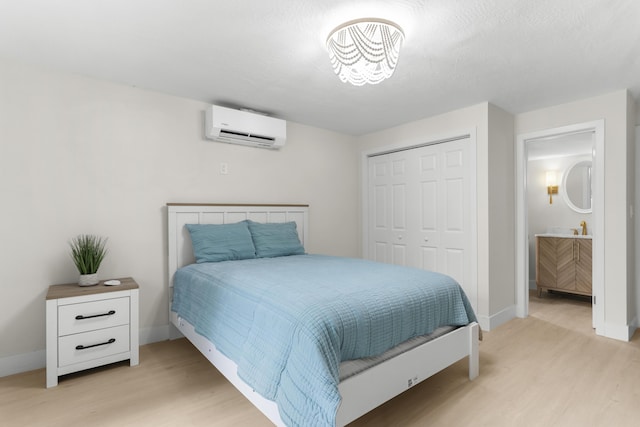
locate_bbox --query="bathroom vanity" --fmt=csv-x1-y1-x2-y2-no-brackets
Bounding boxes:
535,234,592,297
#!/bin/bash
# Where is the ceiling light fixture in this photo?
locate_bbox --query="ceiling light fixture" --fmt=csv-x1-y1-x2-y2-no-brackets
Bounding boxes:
326,18,405,86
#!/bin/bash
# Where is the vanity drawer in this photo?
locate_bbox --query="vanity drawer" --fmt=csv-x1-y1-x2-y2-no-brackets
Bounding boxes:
58,324,130,367
58,297,130,336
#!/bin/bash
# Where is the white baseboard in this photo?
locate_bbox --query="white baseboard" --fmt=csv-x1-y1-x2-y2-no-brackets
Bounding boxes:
139,324,170,346
169,322,184,340
600,321,637,342
0,350,46,378
477,304,517,332
0,325,171,378
479,307,636,342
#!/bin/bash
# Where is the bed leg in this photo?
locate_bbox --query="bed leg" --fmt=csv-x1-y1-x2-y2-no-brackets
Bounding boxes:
468,323,479,380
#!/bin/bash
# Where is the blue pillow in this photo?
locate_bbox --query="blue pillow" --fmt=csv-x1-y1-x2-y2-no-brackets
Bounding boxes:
247,221,305,258
186,221,256,263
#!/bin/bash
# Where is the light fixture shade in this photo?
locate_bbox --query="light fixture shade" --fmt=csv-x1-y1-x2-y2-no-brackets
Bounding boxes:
545,171,557,187
326,18,405,86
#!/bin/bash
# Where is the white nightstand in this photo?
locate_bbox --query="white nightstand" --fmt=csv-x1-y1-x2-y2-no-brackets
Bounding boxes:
46,277,139,388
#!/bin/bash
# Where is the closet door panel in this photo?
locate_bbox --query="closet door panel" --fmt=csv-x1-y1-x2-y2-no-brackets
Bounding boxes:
419,179,439,270
369,157,392,264
420,180,438,232
440,143,469,251
367,136,475,311
434,140,472,300
417,149,442,272
392,184,406,230
392,244,407,266
445,248,465,286
373,242,387,263
444,177,465,248
390,156,410,266
420,247,438,272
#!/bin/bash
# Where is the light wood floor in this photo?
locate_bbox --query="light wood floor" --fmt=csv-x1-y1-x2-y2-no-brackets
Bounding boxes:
2,291,639,426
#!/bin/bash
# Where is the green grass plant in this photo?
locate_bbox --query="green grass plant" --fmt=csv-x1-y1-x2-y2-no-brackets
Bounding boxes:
69,234,108,274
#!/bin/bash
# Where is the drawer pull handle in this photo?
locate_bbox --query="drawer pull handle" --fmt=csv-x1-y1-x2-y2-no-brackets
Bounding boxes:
75,310,116,320
76,338,116,351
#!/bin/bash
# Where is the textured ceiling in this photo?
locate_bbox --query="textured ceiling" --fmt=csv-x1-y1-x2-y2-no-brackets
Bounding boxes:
0,0,639,135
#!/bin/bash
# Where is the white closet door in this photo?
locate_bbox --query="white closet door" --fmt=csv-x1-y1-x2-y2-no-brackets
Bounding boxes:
367,138,476,311
369,153,410,265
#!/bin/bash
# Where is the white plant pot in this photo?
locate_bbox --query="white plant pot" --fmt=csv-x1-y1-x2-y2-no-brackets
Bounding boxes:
78,273,99,286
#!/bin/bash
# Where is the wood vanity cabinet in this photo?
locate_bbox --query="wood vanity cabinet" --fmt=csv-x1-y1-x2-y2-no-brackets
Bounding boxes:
536,236,592,297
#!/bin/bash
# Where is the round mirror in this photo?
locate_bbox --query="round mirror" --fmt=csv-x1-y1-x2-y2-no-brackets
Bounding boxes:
562,160,592,213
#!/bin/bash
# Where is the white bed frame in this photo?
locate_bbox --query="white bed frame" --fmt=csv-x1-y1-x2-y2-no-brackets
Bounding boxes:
167,203,479,426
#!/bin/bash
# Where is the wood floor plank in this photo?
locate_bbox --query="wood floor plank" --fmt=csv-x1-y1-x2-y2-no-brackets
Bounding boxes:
1,292,639,426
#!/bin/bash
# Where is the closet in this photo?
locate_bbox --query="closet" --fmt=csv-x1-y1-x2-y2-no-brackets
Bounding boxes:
366,137,476,311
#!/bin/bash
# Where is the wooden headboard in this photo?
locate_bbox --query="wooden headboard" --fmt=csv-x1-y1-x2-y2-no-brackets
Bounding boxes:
166,203,309,295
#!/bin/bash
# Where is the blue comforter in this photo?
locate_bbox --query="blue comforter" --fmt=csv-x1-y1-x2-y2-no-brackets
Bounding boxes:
171,254,477,426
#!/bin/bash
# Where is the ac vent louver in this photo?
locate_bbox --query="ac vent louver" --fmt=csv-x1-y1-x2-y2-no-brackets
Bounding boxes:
205,105,286,149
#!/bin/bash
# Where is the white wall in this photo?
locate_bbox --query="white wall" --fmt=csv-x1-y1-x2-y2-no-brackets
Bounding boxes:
635,125,640,329
487,104,516,317
0,59,360,374
516,90,635,339
627,98,637,328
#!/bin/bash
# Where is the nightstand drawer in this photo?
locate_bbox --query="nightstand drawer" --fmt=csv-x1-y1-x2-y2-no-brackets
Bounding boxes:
58,297,130,336
58,324,130,367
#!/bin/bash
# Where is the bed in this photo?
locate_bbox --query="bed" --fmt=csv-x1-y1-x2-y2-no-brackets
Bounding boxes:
167,203,479,426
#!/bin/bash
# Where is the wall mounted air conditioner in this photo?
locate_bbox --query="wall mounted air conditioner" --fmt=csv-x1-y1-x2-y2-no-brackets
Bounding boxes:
205,105,286,149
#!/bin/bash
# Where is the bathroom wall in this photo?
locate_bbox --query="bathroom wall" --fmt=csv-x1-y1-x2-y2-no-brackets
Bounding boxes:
527,154,593,287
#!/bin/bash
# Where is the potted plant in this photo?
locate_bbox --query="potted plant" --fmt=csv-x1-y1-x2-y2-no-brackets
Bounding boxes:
69,234,108,286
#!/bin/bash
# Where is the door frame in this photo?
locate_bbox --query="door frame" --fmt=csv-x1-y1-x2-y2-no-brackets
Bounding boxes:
360,129,478,311
515,120,604,333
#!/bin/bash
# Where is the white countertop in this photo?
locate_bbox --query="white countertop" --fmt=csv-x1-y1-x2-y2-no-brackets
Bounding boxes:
535,233,592,239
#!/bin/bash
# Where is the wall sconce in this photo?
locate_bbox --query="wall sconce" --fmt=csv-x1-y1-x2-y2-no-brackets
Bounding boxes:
546,171,558,204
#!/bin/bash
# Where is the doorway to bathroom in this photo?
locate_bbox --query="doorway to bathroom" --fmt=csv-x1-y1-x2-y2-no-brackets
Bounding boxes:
516,121,604,333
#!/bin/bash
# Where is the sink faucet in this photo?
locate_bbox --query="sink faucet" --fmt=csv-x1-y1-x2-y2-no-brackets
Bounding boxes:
580,220,587,235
